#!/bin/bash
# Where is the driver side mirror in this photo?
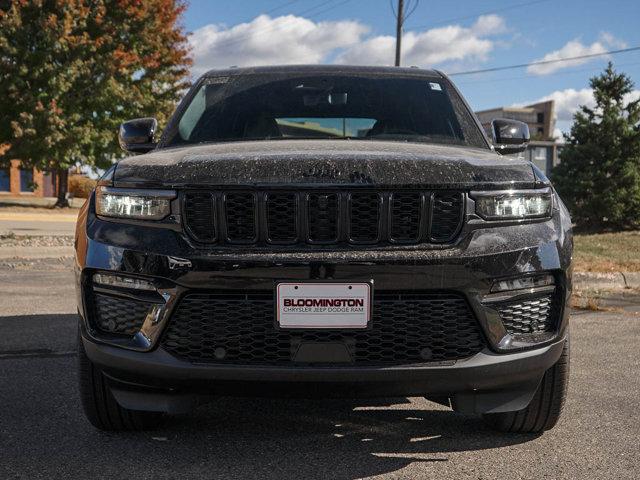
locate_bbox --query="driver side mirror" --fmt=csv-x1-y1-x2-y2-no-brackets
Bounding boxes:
491,118,530,155
119,118,158,154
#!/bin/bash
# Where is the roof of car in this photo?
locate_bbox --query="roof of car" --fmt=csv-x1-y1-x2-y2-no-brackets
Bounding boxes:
202,64,444,79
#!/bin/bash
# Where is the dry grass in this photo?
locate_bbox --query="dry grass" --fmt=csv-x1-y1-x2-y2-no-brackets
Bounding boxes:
573,231,640,273
571,291,619,312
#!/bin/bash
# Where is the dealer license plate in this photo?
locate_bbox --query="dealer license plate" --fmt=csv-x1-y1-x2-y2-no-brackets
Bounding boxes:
276,282,372,329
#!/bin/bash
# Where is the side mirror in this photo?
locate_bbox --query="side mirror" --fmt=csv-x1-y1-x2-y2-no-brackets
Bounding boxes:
491,118,529,155
119,118,158,154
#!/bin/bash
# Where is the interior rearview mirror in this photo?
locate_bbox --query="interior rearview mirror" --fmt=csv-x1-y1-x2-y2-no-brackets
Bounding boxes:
119,118,158,154
491,118,530,155
303,92,348,107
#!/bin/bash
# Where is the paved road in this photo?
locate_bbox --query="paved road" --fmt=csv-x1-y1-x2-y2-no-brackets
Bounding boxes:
1,267,639,479
0,212,77,236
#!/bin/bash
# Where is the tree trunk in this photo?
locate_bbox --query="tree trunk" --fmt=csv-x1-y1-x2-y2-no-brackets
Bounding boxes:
54,168,70,208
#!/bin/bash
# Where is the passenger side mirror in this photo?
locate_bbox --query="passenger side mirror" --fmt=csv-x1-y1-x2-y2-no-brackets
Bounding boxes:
119,118,158,154
491,119,530,155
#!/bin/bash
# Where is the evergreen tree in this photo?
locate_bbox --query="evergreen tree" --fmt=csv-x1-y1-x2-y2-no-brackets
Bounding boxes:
0,0,192,206
553,63,640,230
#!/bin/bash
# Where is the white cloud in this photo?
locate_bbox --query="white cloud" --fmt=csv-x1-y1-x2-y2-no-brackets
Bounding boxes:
540,88,594,121
190,14,510,75
471,14,507,36
337,14,506,66
190,14,369,76
527,33,627,76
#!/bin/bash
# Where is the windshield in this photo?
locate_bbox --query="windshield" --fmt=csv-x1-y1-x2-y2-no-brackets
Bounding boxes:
164,73,487,148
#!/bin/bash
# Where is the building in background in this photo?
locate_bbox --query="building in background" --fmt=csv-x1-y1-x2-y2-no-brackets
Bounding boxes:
475,100,561,176
0,160,61,197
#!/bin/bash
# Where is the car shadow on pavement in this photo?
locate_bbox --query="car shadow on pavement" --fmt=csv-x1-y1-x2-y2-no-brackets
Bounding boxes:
111,396,540,479
0,314,78,356
0,313,541,479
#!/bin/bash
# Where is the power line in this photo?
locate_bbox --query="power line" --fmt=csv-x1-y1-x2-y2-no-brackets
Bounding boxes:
406,0,552,30
447,46,640,77
308,0,353,18
265,0,303,15
455,61,640,86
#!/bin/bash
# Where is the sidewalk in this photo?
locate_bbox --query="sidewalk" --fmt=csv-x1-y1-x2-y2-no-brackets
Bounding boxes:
0,211,77,236
0,196,85,209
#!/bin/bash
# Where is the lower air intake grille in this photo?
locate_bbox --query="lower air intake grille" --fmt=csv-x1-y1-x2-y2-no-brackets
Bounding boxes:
162,292,485,365
496,294,558,335
93,294,150,335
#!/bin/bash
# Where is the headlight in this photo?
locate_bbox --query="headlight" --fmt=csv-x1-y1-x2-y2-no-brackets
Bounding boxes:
95,187,176,220
472,188,552,220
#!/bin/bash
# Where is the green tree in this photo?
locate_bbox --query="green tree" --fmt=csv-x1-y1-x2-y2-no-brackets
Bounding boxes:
553,63,640,230
0,0,192,206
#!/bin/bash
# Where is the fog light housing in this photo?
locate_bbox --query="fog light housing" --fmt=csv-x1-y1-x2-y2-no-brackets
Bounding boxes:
93,273,156,291
491,274,554,293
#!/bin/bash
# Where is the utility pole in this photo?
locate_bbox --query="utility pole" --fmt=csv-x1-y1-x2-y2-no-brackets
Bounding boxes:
394,0,404,66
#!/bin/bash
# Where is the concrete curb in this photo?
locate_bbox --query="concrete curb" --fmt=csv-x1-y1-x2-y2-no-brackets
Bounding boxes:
574,271,640,290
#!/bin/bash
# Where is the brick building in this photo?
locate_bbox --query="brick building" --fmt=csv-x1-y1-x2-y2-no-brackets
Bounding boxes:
0,160,59,197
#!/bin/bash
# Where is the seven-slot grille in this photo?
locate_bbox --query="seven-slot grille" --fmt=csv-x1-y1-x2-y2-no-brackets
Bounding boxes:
161,291,485,365
183,190,464,246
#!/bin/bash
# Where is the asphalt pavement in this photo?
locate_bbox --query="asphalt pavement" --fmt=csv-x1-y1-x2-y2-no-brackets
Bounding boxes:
1,265,639,479
0,212,77,237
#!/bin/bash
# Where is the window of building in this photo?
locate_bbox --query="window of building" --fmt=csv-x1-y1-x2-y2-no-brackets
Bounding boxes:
20,168,34,192
0,169,9,191
534,147,548,160
537,112,544,123
532,147,549,174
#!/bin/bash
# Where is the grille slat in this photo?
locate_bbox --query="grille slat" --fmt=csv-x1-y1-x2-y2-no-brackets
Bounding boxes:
431,192,463,242
349,193,381,243
162,291,484,365
389,192,422,242
224,193,257,242
183,190,464,246
266,193,298,243
307,193,339,242
184,192,216,242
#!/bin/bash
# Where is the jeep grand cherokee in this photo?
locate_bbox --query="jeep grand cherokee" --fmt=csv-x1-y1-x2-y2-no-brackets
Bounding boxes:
75,65,572,433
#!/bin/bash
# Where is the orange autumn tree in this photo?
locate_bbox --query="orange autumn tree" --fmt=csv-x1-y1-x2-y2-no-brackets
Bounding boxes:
0,0,192,206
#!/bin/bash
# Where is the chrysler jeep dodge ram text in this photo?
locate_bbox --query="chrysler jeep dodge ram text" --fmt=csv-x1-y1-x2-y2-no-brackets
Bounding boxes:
75,65,572,433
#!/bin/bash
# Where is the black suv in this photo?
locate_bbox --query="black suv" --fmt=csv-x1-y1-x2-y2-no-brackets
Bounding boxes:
75,65,572,433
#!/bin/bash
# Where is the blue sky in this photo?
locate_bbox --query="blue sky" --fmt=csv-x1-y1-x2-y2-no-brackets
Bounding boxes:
181,0,640,134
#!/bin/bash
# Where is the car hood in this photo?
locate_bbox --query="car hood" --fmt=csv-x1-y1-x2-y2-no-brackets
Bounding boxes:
113,140,535,189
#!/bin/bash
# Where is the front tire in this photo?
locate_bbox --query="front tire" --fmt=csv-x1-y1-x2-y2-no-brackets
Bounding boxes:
483,338,570,433
78,339,163,431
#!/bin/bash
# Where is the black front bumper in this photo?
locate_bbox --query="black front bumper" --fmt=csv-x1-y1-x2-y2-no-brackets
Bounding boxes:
74,195,573,414
82,332,566,414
